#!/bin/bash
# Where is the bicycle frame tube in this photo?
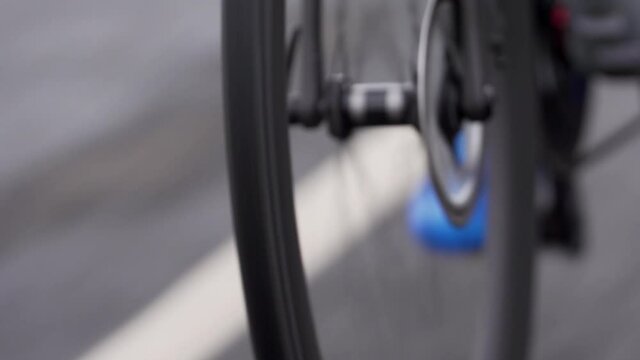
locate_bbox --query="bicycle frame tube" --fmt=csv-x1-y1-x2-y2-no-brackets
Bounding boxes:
298,0,324,126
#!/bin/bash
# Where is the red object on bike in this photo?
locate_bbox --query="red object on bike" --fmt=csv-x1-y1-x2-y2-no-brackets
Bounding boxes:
551,4,570,33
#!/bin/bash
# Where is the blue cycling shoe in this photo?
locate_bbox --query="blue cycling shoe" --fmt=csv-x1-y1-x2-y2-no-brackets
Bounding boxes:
407,181,487,253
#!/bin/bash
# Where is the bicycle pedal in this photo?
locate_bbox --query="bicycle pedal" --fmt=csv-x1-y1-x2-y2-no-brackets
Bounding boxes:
407,181,486,253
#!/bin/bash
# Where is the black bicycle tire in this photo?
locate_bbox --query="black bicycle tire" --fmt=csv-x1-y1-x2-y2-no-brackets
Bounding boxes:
478,0,538,358
222,0,537,359
223,1,321,359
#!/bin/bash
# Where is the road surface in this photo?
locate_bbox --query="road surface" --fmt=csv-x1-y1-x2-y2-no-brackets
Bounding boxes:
1,0,640,359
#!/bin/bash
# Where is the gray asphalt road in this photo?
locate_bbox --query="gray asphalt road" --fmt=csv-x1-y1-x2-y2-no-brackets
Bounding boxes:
1,0,640,359
0,0,336,358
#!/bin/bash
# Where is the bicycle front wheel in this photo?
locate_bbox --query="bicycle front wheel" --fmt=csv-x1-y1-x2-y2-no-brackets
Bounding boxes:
223,0,538,359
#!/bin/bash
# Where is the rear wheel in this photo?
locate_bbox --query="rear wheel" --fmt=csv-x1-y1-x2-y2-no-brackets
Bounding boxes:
223,0,538,359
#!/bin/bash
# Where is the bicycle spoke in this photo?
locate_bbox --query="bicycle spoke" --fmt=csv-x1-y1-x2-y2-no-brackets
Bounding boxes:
329,0,350,75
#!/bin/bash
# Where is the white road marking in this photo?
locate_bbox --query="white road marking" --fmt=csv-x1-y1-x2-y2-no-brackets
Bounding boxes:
78,128,426,360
